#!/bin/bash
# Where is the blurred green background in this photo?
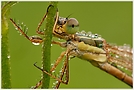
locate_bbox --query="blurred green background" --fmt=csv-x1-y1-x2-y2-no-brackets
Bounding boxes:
8,1,132,88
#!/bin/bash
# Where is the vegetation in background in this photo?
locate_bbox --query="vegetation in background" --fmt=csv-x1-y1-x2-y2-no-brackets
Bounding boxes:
1,1,17,88
41,1,58,88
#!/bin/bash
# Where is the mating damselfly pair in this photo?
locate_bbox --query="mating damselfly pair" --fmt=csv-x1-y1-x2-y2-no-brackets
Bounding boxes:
9,2,132,88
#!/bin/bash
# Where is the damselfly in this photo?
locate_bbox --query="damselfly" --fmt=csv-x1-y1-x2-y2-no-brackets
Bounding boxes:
10,4,132,88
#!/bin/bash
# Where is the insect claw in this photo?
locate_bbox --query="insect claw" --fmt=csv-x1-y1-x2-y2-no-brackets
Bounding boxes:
34,62,38,66
29,36,43,45
47,4,54,12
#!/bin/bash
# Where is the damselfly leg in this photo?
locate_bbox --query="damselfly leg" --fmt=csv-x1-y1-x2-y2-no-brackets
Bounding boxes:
10,17,43,44
36,5,53,35
33,48,71,88
10,4,59,45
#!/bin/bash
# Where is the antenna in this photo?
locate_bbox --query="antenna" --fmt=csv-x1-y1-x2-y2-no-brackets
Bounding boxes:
66,13,73,19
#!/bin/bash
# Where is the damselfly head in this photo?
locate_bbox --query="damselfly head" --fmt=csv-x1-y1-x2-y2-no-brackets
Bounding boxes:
65,18,79,34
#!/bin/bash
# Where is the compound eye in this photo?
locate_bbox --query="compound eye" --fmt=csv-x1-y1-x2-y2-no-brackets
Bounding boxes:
67,18,79,27
66,18,79,34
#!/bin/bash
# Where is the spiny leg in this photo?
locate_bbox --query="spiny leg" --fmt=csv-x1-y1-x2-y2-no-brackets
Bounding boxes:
52,8,65,38
52,8,59,34
50,51,66,72
32,36,67,89
32,42,67,89
10,5,58,44
54,60,67,89
36,5,53,35
54,49,70,89
36,4,59,36
10,18,43,44
52,41,67,48
33,62,68,84
33,51,68,88
31,79,43,89
52,11,69,40
10,18,65,45
10,18,30,41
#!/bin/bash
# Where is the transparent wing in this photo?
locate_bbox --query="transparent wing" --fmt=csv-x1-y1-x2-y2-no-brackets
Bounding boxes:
106,43,132,76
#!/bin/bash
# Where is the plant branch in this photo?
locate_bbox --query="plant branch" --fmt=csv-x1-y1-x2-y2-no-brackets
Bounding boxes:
1,1,18,88
41,2,58,88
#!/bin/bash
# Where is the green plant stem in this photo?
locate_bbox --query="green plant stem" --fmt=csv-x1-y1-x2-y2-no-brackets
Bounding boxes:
1,1,17,88
41,2,58,88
